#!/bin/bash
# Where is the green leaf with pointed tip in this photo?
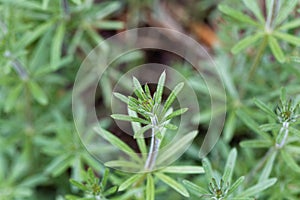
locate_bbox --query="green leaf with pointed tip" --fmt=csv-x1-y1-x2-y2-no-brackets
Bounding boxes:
155,173,189,197
165,108,188,120
231,33,263,54
51,22,65,69
240,139,273,148
227,176,245,195
268,36,285,63
28,81,48,105
222,148,237,184
146,174,155,200
274,32,300,46
94,127,140,162
183,180,209,196
274,0,298,26
202,158,214,181
289,127,300,138
163,82,184,113
133,76,146,100
236,178,277,198
144,84,152,99
70,179,89,191
4,84,22,112
259,151,277,182
119,174,143,191
218,5,259,26
104,160,141,170
259,123,281,132
164,123,178,130
242,0,264,23
254,98,277,119
161,166,204,174
279,19,300,30
114,92,129,104
100,168,110,189
103,186,118,196
280,87,287,103
111,114,149,124
281,149,300,173
154,71,166,105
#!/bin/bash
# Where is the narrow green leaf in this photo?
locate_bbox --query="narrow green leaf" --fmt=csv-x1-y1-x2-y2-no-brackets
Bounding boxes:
242,0,264,23
232,33,263,54
45,154,73,177
279,19,300,30
280,87,287,103
93,21,124,30
144,84,152,99
154,71,166,105
119,174,143,191
42,0,50,9
133,76,146,100
103,186,118,196
202,158,214,181
100,168,110,189
274,32,300,46
156,131,198,165
146,174,155,200
51,22,65,69
111,114,149,124
240,139,273,148
281,149,300,173
113,92,129,104
28,81,48,105
259,123,281,132
218,5,259,26
161,166,204,174
222,148,237,184
70,179,89,191
236,110,271,140
165,108,188,120
95,1,121,20
104,160,141,170
289,127,300,138
236,178,277,198
268,36,285,63
223,112,237,142
183,180,209,196
4,84,22,112
275,0,298,26
94,127,140,162
164,123,178,130
134,124,152,138
259,151,277,182
155,173,189,197
254,98,277,119
227,176,245,195
163,82,184,113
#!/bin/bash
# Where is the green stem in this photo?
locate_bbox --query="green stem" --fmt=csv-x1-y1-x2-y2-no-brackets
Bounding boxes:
248,36,268,81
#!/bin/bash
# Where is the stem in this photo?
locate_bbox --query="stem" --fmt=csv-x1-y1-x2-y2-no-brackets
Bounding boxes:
276,122,289,148
144,116,161,170
247,36,268,81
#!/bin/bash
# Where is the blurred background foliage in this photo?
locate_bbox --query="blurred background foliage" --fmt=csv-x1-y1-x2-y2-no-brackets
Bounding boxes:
0,0,300,199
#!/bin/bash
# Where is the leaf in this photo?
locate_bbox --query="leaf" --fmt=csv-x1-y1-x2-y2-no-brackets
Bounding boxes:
165,108,188,120
4,84,22,112
95,1,121,20
146,174,155,200
240,139,273,148
51,22,65,69
163,82,184,113
280,87,287,103
222,148,237,184
28,81,48,105
259,151,277,182
70,179,89,191
275,0,298,26
164,123,178,130
236,178,277,198
259,123,281,132
111,114,149,124
202,158,214,181
160,166,204,174
154,71,166,105
183,180,209,196
118,174,143,191
289,127,300,138
242,0,264,23
104,160,141,170
223,111,237,142
281,149,300,173
103,186,118,196
268,36,285,63
274,32,300,46
231,32,263,54
100,168,110,189
113,92,129,104
254,98,277,119
45,154,73,177
94,126,140,162
156,131,198,165
155,173,189,197
228,176,245,195
132,76,146,100
134,124,152,138
279,19,300,30
218,5,259,26
236,110,271,140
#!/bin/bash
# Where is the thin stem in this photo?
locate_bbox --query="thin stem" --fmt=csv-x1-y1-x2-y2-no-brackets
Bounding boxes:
276,122,289,148
144,116,161,170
